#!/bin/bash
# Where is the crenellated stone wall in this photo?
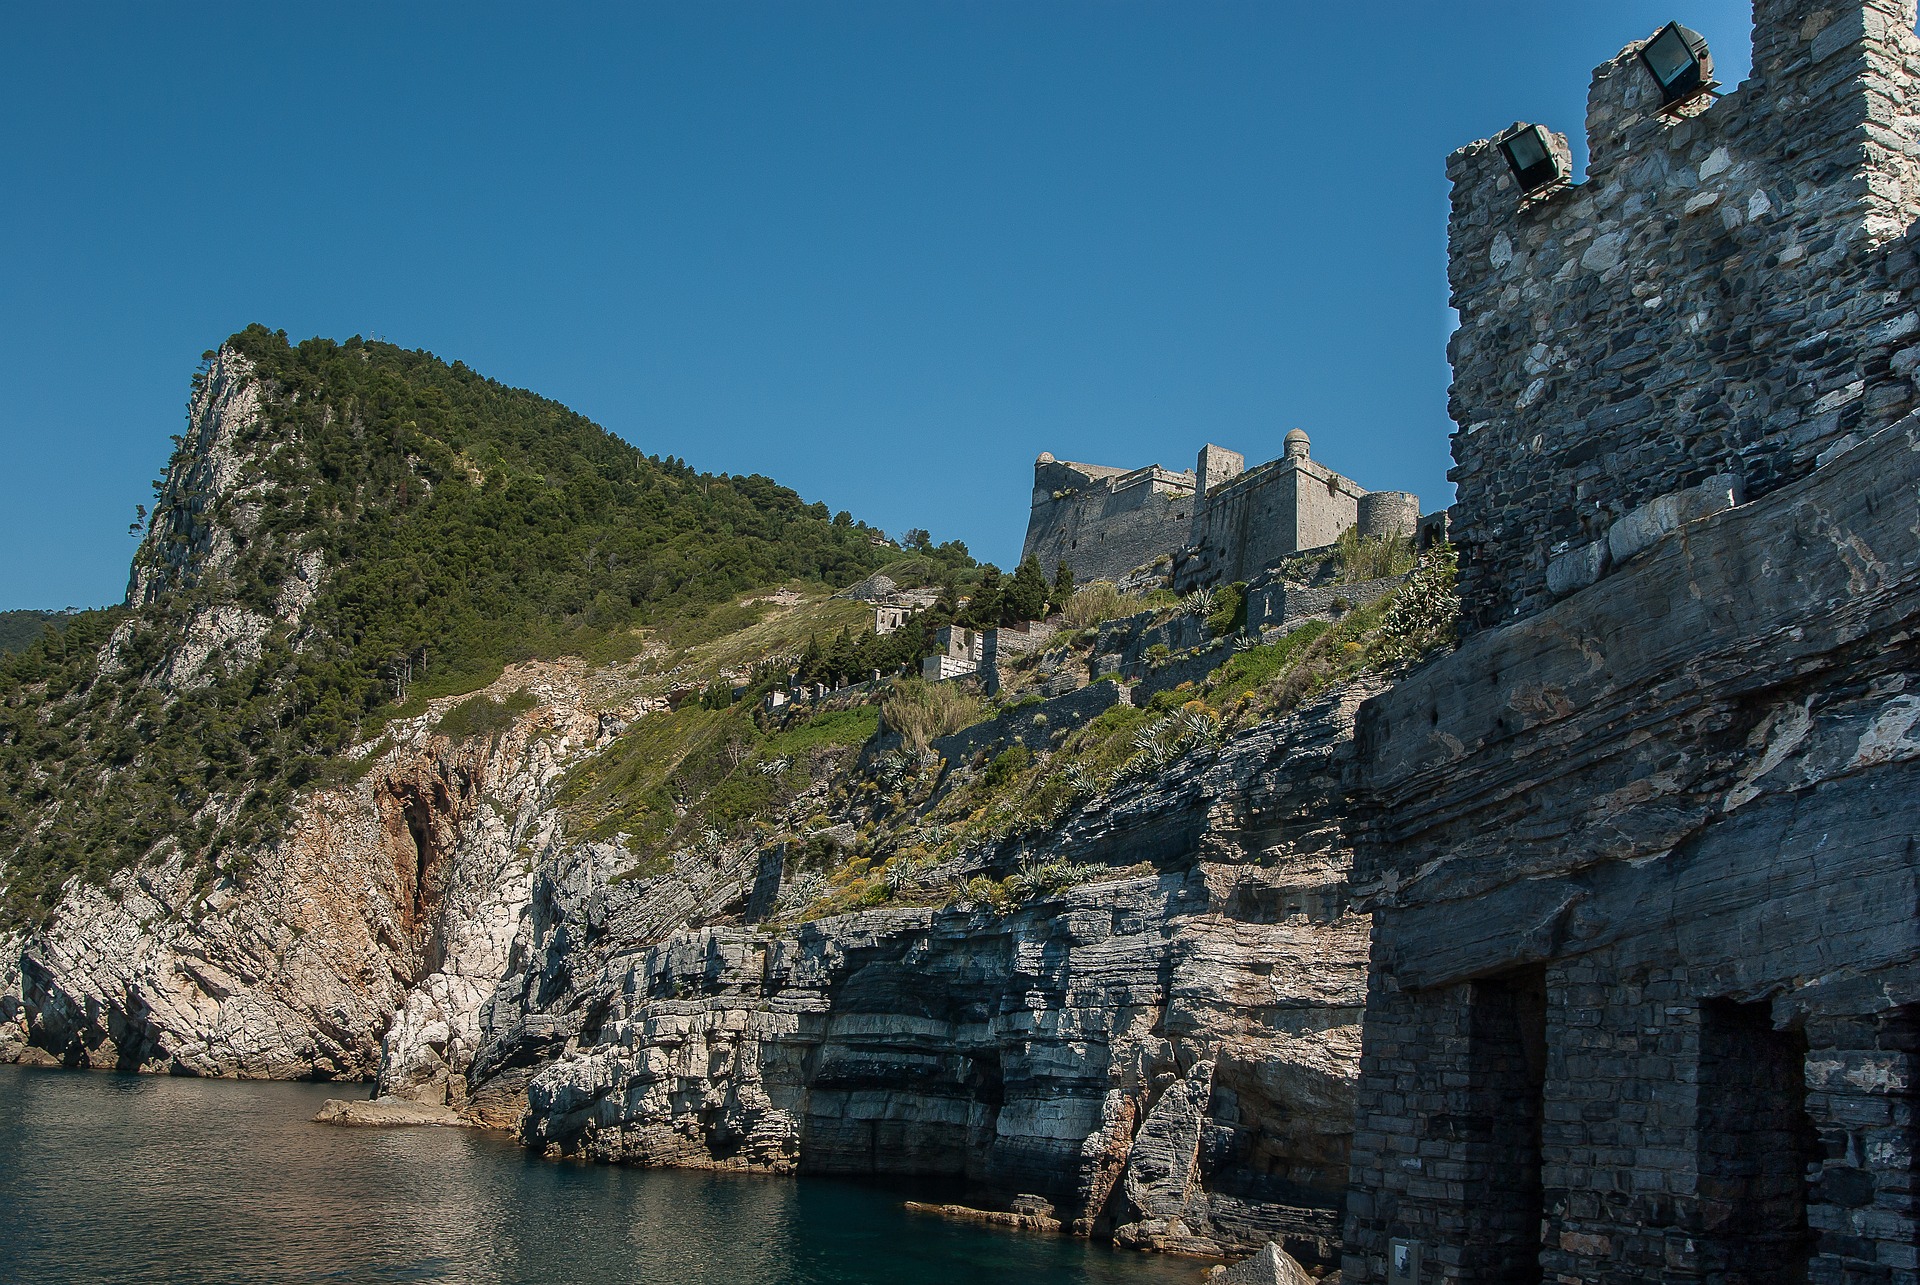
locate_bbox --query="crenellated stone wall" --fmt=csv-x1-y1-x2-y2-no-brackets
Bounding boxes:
1445,0,1920,630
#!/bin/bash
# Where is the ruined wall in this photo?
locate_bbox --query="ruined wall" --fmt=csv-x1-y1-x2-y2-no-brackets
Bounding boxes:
1342,414,1920,1283
1445,0,1920,630
1022,455,1196,584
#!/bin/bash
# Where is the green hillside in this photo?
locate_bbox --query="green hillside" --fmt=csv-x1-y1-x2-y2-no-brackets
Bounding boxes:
0,611,74,656
0,326,927,926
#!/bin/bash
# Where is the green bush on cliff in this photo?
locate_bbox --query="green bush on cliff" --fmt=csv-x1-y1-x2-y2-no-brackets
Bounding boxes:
434,689,537,741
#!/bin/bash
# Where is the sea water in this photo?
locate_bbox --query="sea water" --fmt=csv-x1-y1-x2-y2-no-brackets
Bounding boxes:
0,1065,1203,1284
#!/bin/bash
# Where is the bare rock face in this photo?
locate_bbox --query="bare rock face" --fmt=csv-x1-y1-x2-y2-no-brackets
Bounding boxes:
487,681,1380,1266
9,665,602,1085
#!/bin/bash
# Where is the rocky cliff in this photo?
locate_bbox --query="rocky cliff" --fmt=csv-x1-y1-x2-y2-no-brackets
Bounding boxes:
0,330,1437,1270
464,680,1379,1266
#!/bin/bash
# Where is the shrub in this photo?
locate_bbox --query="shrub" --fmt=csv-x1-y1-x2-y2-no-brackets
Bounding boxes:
1334,528,1416,584
981,744,1032,788
1063,581,1141,629
880,677,982,752
434,688,536,740
1205,583,1246,637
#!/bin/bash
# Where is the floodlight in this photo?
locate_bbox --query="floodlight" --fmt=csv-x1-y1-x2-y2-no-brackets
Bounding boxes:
1639,21,1714,107
1497,124,1565,196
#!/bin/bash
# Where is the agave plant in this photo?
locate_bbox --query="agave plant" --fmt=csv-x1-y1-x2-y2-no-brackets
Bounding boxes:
778,869,828,910
1182,586,1218,617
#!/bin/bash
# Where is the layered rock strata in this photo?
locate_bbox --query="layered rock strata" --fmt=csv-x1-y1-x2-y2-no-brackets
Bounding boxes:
483,682,1381,1265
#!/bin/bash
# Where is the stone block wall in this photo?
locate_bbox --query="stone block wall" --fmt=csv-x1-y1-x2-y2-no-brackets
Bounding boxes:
1180,452,1367,590
1023,455,1196,585
1341,415,1920,1282
1244,574,1409,639
1091,610,1213,683
1445,0,1920,630
930,679,1129,765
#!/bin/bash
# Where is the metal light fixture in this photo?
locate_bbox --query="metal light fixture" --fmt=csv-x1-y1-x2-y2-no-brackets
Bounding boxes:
1497,124,1566,197
1639,21,1715,107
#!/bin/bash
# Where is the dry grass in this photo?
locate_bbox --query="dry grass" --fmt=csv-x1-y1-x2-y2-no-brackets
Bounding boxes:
1062,581,1144,629
880,677,983,752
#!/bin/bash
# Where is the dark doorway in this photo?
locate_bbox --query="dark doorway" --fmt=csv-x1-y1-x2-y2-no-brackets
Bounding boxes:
1696,998,1815,1285
1463,966,1548,1283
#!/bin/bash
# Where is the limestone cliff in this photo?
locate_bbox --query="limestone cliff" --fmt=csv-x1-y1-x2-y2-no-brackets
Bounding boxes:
472,682,1378,1265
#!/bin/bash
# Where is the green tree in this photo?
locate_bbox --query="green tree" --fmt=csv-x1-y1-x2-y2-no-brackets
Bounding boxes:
1050,560,1074,614
1004,555,1050,624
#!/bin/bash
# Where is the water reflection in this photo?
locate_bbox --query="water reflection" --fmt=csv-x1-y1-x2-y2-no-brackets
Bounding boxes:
0,1067,1202,1284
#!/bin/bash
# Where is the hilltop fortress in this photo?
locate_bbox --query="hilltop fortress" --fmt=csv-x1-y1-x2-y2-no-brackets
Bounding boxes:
1022,432,1423,589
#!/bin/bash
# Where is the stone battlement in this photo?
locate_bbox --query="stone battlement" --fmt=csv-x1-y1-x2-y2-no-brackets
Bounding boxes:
1446,0,1920,630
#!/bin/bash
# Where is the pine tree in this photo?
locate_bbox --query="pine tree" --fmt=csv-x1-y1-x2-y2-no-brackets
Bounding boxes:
1005,555,1050,623
1051,560,1074,613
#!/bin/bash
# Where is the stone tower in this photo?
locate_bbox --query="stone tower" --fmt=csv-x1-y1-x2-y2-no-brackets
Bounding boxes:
1445,0,1920,630
1343,6,1920,1282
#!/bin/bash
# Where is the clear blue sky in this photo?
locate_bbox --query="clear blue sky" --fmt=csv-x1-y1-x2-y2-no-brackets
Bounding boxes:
1,1,1758,610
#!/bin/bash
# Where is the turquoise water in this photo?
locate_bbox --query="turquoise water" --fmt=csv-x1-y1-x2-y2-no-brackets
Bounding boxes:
0,1066,1203,1284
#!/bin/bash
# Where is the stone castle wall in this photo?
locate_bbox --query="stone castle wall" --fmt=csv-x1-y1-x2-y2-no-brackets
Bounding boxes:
1021,456,1196,585
1180,452,1367,589
1026,435,1416,592
1343,6,1920,1280
1445,0,1920,630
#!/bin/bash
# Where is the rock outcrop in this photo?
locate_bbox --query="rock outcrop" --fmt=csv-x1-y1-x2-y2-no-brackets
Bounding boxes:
477,681,1380,1265
11,663,600,1084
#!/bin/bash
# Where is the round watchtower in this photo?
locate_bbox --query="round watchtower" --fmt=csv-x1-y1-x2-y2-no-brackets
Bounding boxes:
1283,429,1311,461
1357,491,1420,541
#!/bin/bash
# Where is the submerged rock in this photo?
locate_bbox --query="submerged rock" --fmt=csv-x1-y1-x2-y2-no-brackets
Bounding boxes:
313,1097,464,1128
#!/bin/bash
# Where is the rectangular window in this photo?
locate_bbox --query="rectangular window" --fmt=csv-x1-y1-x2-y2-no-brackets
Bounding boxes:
1696,998,1815,1284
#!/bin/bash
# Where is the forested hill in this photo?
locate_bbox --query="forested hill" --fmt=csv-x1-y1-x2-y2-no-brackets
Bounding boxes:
0,612,74,656
0,325,913,925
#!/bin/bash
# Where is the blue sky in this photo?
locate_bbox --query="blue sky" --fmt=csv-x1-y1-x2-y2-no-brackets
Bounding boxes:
0,1,1758,610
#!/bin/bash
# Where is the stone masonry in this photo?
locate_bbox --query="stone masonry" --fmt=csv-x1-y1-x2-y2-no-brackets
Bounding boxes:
1023,434,1418,591
1023,454,1198,585
1343,7,1920,1282
1445,0,1920,632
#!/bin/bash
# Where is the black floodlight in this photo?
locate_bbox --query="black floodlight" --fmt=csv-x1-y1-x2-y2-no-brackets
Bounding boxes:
1498,124,1565,196
1639,21,1714,107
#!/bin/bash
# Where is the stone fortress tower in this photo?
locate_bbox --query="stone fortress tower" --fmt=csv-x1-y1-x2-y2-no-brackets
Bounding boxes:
1444,0,1920,631
1021,432,1420,589
1342,5,1920,1282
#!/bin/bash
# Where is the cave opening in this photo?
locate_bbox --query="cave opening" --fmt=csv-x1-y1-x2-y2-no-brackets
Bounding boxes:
401,794,436,926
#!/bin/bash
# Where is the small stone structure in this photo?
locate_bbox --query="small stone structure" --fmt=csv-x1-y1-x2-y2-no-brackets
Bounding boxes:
873,587,939,636
921,619,1062,692
1022,434,1419,592
1343,8,1920,1282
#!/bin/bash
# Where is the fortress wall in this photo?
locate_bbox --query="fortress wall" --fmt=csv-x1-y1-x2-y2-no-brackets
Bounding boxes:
1445,0,1920,630
1022,458,1195,584
1181,459,1364,588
